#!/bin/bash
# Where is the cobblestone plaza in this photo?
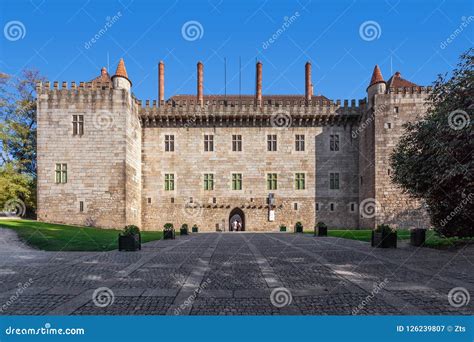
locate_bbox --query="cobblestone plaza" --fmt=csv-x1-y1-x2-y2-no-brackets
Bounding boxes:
1,229,472,315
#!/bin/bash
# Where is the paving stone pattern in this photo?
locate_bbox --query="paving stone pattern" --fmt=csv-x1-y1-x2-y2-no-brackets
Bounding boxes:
0,230,472,315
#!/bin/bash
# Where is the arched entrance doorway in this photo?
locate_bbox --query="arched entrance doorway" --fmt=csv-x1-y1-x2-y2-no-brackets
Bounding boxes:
229,208,245,231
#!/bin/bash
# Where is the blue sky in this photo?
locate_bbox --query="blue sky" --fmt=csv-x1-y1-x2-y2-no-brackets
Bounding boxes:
0,0,472,101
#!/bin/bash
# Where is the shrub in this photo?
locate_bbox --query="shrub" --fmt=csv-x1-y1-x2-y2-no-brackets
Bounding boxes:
121,225,140,236
279,224,287,232
181,223,189,230
164,223,174,231
295,222,303,232
316,222,327,229
374,224,395,234
192,224,199,231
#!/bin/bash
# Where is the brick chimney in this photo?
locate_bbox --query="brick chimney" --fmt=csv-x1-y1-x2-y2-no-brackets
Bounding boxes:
197,61,204,106
256,61,262,106
305,61,312,103
158,61,164,105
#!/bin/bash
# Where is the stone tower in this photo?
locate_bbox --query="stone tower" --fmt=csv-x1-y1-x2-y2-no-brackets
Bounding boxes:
36,59,142,229
359,65,431,228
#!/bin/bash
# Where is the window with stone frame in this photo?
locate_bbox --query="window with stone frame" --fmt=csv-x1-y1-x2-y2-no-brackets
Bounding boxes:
295,173,305,190
55,163,67,184
232,135,242,151
204,173,214,190
165,135,174,152
164,173,175,191
295,134,305,151
267,173,278,190
232,173,242,190
329,172,340,189
267,134,277,151
330,134,340,151
204,134,214,152
72,115,84,136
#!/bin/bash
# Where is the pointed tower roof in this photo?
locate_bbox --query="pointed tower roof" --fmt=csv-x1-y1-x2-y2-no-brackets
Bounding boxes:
368,65,385,88
112,58,131,85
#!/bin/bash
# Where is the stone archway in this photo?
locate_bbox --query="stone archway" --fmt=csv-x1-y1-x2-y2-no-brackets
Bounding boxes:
229,208,245,232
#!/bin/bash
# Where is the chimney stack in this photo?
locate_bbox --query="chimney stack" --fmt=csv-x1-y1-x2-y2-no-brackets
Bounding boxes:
256,61,262,106
197,61,203,106
158,61,164,105
305,61,312,103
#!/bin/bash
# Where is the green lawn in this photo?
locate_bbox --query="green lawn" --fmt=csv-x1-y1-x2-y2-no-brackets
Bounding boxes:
304,229,473,249
0,219,164,251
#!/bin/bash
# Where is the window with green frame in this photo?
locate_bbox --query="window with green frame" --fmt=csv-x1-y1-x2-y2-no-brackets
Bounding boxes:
164,173,175,191
55,163,67,183
267,173,277,190
295,173,305,190
204,173,214,190
329,172,340,189
232,173,242,190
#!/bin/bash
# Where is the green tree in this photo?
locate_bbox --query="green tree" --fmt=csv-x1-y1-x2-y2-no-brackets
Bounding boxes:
390,49,473,238
0,69,44,216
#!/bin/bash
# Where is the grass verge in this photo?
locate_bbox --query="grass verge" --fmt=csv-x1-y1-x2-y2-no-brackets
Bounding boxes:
0,219,163,251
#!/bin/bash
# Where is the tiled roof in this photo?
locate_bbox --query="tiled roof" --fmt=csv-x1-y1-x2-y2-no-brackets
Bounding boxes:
167,94,330,103
90,67,111,83
114,58,128,79
386,71,418,89
368,65,385,88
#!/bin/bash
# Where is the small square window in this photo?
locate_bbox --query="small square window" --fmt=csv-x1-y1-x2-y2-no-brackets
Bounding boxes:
204,135,214,152
213,197,217,204
394,107,399,113
330,203,335,211
316,203,320,211
294,203,298,210
171,197,175,203
79,201,84,212
384,122,392,129
232,135,242,152
147,198,151,204
295,135,305,151
350,203,356,212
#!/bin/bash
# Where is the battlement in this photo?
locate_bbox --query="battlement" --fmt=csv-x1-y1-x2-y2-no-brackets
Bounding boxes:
138,98,366,127
36,81,113,92
386,86,432,95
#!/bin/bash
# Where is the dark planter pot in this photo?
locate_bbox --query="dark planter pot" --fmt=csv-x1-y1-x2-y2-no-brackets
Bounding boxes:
295,226,303,233
118,233,141,251
410,228,426,247
371,230,397,248
192,227,198,233
180,228,188,235
164,229,175,240
318,226,328,237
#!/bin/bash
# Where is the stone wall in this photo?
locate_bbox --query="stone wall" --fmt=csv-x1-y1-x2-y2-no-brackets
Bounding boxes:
373,91,431,228
36,84,130,229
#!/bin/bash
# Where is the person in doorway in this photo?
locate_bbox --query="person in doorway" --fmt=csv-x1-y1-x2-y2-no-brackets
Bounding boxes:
237,221,242,232
232,220,238,232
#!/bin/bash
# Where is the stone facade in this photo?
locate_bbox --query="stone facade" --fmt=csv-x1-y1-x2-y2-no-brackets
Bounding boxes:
36,61,432,231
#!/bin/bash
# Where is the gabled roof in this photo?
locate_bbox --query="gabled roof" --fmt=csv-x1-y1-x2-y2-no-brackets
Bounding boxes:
386,71,418,89
90,67,111,83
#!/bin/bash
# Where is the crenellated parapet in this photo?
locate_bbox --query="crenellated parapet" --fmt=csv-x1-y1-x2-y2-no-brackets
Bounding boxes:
138,98,366,127
386,86,432,96
35,80,130,109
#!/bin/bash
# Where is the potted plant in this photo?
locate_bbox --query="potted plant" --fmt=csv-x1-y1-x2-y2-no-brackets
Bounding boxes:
279,224,287,232
315,222,328,237
371,224,397,248
192,224,199,233
163,223,175,240
295,221,303,233
180,223,189,235
118,225,141,251
410,228,426,247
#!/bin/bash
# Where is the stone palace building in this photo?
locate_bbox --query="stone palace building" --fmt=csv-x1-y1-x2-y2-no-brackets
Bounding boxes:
36,58,431,231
